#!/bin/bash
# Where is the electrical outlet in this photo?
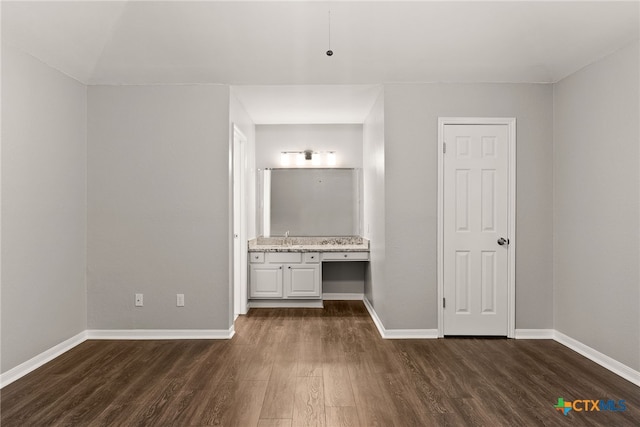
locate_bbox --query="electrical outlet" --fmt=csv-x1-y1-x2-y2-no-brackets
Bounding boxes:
135,293,143,307
176,294,185,307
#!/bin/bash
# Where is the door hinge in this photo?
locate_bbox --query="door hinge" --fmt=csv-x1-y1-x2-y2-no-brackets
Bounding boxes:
443,298,446,308
443,142,446,154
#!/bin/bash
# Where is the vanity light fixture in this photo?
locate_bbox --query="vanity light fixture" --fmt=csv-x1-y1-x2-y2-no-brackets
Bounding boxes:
279,150,337,167
304,150,313,160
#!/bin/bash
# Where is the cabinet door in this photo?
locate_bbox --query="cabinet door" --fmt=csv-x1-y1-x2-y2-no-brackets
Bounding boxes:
250,264,283,298
286,264,321,298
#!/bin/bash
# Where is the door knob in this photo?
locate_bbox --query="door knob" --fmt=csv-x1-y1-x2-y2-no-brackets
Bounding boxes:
497,237,510,246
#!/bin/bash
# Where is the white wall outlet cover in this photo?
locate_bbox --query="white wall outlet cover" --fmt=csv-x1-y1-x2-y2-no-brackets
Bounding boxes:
177,294,185,307
135,293,143,307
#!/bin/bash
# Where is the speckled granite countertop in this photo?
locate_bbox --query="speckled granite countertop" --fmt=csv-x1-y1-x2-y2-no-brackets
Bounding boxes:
248,236,369,252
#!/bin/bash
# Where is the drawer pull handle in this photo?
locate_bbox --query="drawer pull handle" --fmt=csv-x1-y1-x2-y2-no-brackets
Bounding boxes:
310,256,315,259
344,254,348,258
288,266,291,269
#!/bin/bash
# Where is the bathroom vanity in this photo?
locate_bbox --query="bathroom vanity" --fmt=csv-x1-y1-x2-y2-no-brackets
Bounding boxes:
252,168,366,307
248,236,369,307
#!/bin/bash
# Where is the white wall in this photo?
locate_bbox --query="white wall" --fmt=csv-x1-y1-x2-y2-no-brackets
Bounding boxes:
255,124,363,169
1,45,87,373
87,85,232,330
363,90,386,309
381,83,554,330
323,263,365,294
553,41,639,370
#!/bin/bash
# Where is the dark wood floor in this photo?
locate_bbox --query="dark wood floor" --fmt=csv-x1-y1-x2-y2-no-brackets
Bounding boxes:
1,301,638,426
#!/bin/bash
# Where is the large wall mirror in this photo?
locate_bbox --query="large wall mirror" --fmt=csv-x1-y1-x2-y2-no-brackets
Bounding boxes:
259,168,361,237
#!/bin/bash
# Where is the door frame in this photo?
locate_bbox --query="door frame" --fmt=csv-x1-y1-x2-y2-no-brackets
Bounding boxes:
437,117,516,338
233,125,248,318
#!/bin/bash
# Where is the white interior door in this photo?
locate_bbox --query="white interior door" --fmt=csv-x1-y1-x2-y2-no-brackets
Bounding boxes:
443,123,511,336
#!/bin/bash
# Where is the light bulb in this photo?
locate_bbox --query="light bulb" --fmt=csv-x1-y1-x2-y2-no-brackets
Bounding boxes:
312,152,321,166
280,152,290,166
327,152,336,166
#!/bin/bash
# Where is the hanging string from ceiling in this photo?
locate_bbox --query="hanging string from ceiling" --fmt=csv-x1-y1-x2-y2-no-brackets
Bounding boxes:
326,10,333,57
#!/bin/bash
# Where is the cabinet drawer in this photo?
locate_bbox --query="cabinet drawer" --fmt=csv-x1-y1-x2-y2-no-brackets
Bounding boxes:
267,252,302,263
322,251,369,261
250,252,265,263
303,252,320,263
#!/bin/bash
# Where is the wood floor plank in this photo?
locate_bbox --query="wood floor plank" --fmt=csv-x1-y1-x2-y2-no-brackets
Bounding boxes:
0,341,139,424
292,376,325,427
323,363,355,407
240,343,276,382
325,406,360,427
259,361,298,419
219,380,269,427
2,301,639,427
297,339,324,377
150,389,198,427
87,403,135,427
257,419,293,427
185,382,237,426
347,356,401,427
125,377,186,426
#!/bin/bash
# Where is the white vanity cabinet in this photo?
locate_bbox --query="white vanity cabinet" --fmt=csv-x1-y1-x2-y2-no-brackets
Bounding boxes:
249,263,283,298
250,252,321,299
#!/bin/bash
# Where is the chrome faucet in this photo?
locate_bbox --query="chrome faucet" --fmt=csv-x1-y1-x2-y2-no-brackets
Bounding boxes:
282,230,290,246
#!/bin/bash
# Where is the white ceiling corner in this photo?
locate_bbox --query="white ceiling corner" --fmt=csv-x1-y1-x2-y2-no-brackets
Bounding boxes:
2,1,129,84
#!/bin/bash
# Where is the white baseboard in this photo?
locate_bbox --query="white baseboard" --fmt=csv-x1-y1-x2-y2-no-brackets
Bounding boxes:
384,329,439,339
322,293,364,300
363,297,437,339
362,296,384,335
514,329,555,339
553,331,640,387
248,300,324,308
0,330,87,389
87,327,235,340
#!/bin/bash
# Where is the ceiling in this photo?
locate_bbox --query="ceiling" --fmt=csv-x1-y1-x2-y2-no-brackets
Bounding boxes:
232,85,381,124
2,1,639,123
